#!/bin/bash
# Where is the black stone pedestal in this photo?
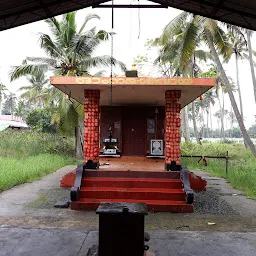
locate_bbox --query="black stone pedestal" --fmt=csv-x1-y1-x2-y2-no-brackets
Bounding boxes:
95,202,148,256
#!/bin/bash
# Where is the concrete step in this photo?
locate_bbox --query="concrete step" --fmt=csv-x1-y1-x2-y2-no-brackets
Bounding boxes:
84,170,180,179
71,198,193,213
79,187,186,201
82,177,183,189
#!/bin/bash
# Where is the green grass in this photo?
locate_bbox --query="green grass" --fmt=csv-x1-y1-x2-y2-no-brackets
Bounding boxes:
181,142,256,199
0,130,75,158
0,154,76,191
0,130,78,191
1,131,256,199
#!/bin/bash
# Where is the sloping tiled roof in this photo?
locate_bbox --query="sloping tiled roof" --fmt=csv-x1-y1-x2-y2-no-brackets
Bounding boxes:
0,1,255,31
0,115,25,122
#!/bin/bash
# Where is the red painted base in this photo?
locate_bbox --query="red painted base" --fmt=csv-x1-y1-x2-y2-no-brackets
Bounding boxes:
60,170,76,188
83,177,183,189
189,172,207,191
69,170,194,213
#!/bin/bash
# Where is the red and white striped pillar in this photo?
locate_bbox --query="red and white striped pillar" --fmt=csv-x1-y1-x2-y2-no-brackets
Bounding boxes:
165,90,181,169
84,90,100,166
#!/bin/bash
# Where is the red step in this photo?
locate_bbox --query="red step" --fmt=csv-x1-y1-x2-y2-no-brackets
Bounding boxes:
71,198,193,213
79,187,186,201
70,170,194,213
82,177,183,189
84,170,180,179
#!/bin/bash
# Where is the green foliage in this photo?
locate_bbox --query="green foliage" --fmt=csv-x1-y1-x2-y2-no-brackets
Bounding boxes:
0,130,75,158
19,71,49,108
1,93,16,115
0,130,78,191
14,100,29,118
181,142,256,199
248,124,256,138
0,154,74,191
181,141,228,156
25,107,57,133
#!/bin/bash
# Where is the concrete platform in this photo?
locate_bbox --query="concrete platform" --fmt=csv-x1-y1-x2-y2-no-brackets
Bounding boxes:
0,227,255,256
99,156,166,172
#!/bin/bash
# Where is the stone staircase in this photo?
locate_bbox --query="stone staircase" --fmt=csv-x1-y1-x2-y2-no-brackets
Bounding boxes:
70,170,194,213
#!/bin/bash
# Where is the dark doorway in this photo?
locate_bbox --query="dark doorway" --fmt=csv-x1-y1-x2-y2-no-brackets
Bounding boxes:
122,107,146,156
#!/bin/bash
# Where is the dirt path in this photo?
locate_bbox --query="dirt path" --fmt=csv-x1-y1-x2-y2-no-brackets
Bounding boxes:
0,166,255,231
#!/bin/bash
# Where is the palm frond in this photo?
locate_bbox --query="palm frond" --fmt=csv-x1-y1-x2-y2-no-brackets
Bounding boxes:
161,12,191,43
63,12,76,48
194,49,211,62
45,17,61,38
79,13,100,34
80,55,126,72
9,64,48,81
71,32,101,58
39,33,63,59
93,70,106,76
203,19,232,59
96,30,109,40
175,20,200,72
26,57,58,67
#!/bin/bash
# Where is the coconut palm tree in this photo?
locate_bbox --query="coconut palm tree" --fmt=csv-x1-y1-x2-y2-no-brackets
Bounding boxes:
10,12,126,79
14,100,28,119
156,18,210,144
201,90,215,138
160,12,256,156
19,71,49,108
2,92,16,115
9,12,126,158
0,83,8,114
227,110,237,137
246,30,256,105
225,31,247,121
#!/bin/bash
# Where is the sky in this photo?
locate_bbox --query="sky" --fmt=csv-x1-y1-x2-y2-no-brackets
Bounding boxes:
0,1,256,128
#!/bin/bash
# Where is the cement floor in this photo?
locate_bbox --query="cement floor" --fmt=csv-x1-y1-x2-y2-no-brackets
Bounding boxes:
1,228,256,256
0,164,256,255
99,156,166,172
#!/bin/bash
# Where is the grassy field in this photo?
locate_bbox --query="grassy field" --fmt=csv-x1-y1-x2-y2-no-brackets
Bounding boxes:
0,130,77,192
1,131,256,199
0,154,74,191
181,142,256,199
0,130,75,158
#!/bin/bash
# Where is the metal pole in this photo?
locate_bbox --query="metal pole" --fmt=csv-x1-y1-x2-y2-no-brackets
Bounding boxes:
226,151,229,178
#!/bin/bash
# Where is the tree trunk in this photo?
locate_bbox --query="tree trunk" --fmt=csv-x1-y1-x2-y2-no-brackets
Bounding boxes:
75,125,83,159
209,105,213,137
201,107,205,138
235,54,244,119
221,90,225,141
182,106,190,142
206,32,256,157
206,109,209,138
246,30,256,104
192,101,201,144
217,94,223,139
235,54,248,147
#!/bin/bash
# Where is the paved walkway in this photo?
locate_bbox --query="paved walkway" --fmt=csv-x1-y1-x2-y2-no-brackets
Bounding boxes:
1,228,255,256
0,165,256,255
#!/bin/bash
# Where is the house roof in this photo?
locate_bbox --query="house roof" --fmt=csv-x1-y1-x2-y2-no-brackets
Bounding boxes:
0,1,256,32
0,115,25,122
50,76,216,107
0,115,28,131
